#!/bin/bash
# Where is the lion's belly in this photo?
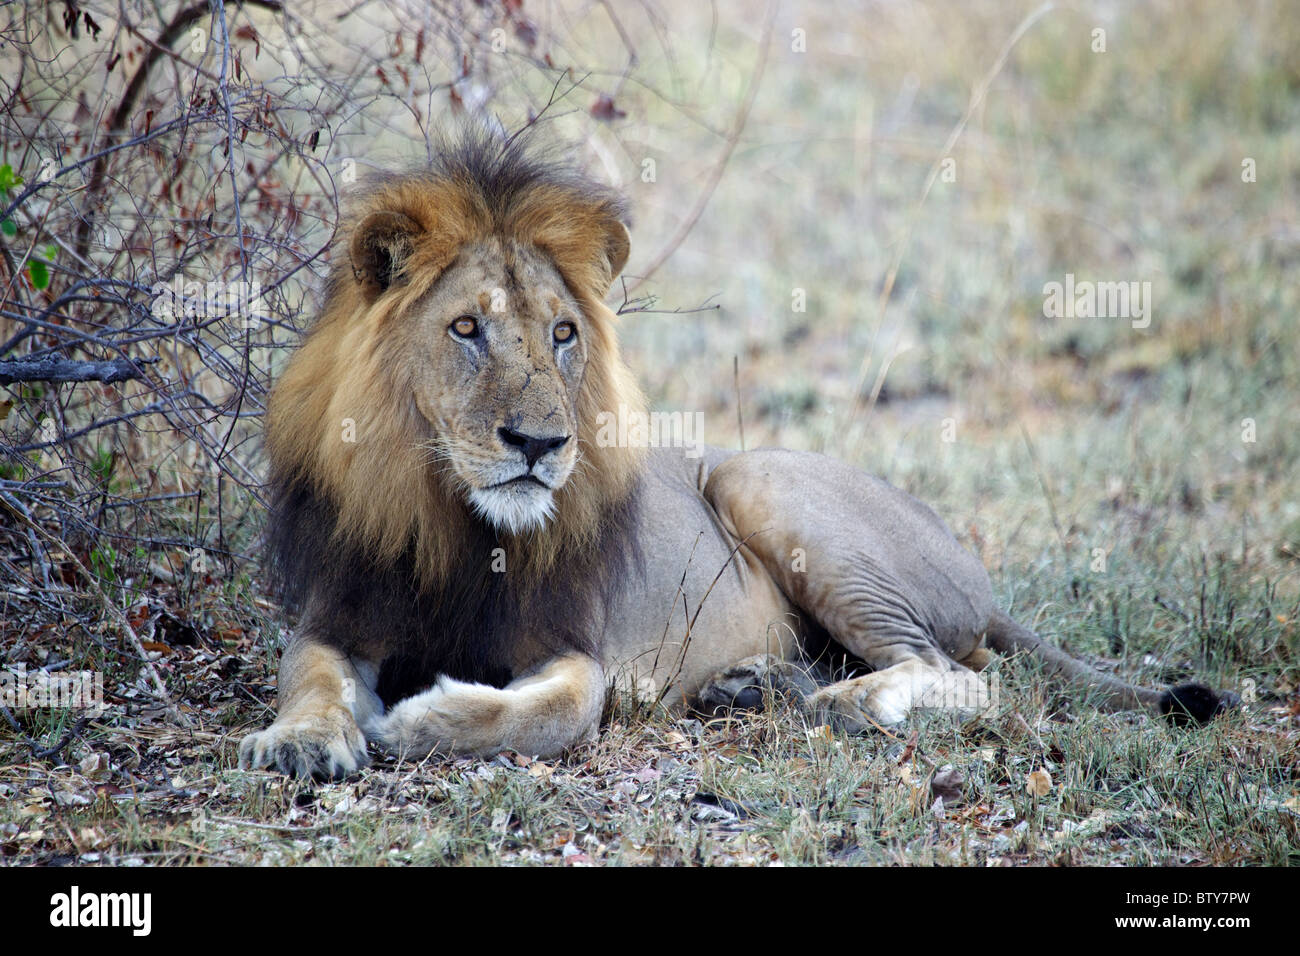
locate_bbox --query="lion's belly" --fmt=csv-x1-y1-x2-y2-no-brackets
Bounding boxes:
599,446,801,706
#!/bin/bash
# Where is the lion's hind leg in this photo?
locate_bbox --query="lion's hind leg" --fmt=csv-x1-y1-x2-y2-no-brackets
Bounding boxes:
806,658,992,731
698,650,992,730
696,653,820,714
703,448,996,729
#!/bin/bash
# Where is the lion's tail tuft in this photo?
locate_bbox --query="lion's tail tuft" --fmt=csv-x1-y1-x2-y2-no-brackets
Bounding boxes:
983,609,1233,726
1158,682,1239,726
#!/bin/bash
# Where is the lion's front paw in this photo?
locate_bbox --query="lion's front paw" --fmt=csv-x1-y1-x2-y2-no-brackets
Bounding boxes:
238,709,369,780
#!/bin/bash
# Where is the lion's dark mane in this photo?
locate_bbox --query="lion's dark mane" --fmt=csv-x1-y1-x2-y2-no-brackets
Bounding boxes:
266,475,641,706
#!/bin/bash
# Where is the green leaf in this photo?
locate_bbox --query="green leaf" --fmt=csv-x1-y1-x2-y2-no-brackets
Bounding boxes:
0,164,20,192
0,219,15,237
28,260,49,289
45,244,58,260
90,448,115,484
90,544,118,587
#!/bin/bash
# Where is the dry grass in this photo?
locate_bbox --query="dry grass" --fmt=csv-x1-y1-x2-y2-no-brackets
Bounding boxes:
3,0,1299,865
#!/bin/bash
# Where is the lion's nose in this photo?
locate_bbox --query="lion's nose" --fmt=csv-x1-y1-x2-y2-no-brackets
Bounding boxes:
498,427,570,469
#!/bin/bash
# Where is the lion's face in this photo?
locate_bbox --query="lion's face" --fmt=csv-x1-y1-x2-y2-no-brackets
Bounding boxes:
407,238,588,535
270,146,641,577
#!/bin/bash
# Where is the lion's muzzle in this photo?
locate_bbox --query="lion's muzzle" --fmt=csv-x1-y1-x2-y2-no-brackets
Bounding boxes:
497,426,570,469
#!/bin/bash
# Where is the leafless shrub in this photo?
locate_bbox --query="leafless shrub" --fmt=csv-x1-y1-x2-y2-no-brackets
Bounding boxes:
0,0,689,626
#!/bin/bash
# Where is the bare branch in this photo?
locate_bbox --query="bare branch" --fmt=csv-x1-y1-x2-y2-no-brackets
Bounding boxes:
0,356,157,386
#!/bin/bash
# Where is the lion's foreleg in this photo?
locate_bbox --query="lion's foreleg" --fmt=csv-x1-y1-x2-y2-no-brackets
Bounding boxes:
238,635,381,779
367,653,605,760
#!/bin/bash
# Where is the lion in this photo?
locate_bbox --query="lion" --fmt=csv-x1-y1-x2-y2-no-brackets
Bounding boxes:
239,129,1232,779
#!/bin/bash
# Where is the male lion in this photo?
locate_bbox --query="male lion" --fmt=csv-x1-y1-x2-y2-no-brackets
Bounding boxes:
239,130,1229,779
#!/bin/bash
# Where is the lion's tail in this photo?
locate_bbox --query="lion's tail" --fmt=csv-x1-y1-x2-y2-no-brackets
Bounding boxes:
983,609,1232,725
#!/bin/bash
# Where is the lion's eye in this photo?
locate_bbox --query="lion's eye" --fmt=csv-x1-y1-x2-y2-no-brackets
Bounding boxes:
451,316,479,338
553,321,576,344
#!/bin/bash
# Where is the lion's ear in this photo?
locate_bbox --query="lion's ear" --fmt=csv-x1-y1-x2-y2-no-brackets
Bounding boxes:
606,221,631,285
349,210,422,298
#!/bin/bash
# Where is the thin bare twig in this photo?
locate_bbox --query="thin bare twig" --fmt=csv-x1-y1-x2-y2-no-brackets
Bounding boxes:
622,0,775,295
850,2,1057,424
0,492,191,727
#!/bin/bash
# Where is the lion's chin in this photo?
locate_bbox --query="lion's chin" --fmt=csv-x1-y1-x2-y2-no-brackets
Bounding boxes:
468,481,557,535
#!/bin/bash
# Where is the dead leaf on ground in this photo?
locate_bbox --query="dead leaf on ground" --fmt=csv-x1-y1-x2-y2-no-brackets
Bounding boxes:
931,767,965,805
1026,769,1052,797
